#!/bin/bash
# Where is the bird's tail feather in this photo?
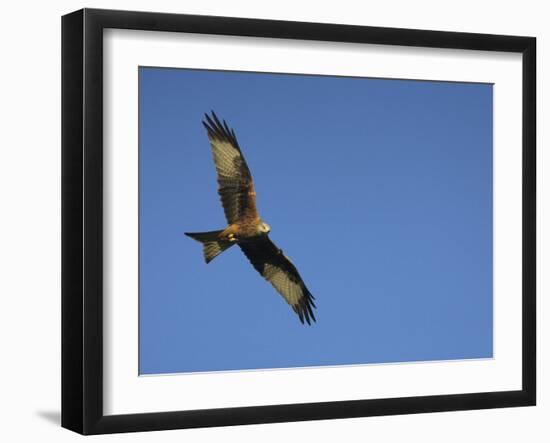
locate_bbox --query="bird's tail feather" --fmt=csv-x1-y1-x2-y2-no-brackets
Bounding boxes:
185,230,234,263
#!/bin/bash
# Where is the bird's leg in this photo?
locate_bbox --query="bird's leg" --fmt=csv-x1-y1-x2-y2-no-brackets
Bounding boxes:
227,233,237,242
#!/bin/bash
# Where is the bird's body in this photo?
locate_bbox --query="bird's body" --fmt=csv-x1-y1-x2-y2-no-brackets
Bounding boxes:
185,112,316,324
220,218,267,242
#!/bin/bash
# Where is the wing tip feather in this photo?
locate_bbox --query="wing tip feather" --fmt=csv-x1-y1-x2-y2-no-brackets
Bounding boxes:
202,111,240,149
294,289,316,326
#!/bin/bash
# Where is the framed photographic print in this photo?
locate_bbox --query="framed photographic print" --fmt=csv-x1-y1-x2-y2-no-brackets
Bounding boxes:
61,8,536,435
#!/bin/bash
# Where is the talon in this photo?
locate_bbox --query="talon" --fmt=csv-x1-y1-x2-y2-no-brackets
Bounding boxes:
227,233,236,242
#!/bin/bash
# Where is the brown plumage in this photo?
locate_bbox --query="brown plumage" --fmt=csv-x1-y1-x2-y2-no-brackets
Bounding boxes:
185,112,316,325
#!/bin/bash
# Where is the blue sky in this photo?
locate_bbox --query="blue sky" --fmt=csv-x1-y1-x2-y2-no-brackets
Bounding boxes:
139,67,493,375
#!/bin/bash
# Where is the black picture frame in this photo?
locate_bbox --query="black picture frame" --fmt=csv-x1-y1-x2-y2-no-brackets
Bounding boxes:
62,8,536,435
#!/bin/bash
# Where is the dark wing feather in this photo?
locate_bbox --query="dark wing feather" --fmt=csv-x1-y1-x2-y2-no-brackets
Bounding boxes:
202,112,258,224
239,236,316,325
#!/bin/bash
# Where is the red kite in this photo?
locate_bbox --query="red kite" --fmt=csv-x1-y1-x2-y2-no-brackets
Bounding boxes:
185,112,316,325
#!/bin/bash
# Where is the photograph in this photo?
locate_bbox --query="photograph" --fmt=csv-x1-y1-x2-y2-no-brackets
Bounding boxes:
0,0,542,440
138,67,494,375
54,4,538,437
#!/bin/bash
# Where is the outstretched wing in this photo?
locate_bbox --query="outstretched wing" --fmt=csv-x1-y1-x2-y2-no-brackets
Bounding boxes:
202,112,258,224
239,236,316,325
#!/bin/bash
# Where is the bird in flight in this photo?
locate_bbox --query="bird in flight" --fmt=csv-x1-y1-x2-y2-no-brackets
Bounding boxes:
185,112,316,325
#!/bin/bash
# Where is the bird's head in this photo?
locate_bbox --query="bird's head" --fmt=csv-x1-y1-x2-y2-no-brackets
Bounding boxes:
259,221,271,234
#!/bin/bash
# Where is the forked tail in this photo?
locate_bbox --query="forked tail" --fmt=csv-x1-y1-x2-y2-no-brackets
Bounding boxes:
184,230,234,263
